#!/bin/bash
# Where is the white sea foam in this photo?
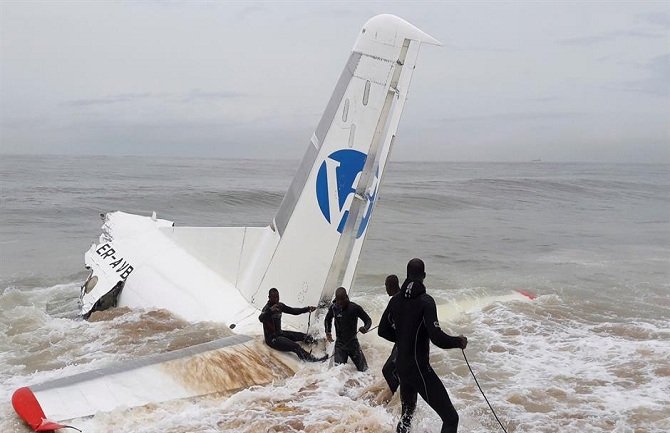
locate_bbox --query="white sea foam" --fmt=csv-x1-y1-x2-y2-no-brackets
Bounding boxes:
3,281,669,432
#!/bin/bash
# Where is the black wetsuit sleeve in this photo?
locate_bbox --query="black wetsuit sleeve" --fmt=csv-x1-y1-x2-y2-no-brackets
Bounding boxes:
422,296,463,349
378,303,396,342
324,305,334,334
357,304,372,332
258,304,271,322
280,303,310,315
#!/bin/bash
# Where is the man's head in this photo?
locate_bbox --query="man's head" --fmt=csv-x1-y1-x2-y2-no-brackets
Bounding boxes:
385,274,400,297
334,286,349,308
268,288,279,305
407,258,426,282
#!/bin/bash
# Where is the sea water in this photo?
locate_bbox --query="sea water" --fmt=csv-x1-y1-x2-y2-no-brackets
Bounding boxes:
1,155,668,432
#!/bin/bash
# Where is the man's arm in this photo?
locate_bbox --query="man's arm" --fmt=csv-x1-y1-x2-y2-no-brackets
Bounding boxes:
281,303,311,315
324,306,334,342
357,304,373,333
422,296,466,349
258,304,271,322
377,303,396,343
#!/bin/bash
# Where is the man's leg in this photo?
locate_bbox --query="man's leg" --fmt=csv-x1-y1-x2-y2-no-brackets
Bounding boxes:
416,368,459,433
269,336,313,361
349,341,368,372
397,380,418,433
382,345,399,393
281,330,308,343
333,344,349,365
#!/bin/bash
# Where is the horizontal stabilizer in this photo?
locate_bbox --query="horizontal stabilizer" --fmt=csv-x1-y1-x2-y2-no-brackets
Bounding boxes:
158,226,269,286
437,290,536,322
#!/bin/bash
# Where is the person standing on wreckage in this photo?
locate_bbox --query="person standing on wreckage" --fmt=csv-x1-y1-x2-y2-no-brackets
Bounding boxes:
259,288,327,362
378,258,468,433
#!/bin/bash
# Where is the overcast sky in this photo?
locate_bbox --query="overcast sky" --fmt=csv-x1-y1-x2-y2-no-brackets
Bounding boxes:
1,1,668,162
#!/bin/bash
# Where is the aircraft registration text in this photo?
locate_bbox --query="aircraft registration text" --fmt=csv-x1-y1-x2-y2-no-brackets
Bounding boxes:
95,243,134,280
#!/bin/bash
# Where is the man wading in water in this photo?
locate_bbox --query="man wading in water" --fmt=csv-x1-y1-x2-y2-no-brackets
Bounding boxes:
259,288,327,362
379,258,468,433
324,287,372,371
380,274,401,404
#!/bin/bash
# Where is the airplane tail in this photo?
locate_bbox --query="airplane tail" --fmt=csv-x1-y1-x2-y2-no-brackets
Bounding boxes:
80,15,439,330
239,15,440,311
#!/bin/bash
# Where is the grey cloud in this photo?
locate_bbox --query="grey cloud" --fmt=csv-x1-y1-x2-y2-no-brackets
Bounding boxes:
558,35,612,46
527,96,560,103
65,92,158,107
640,11,670,29
445,42,515,53
236,4,266,21
0,116,48,129
65,90,243,107
180,90,244,103
441,112,582,123
558,30,665,46
2,1,669,162
623,53,670,97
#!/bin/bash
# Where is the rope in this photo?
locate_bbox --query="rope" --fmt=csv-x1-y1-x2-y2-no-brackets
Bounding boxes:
228,309,258,330
306,310,314,355
328,325,379,359
335,324,378,346
462,349,508,433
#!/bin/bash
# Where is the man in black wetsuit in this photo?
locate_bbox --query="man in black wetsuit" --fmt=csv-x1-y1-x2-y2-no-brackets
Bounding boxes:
324,287,372,371
258,288,326,362
378,258,468,433
381,274,401,402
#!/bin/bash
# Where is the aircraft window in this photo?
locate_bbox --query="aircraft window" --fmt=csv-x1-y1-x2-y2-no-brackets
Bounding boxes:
84,275,98,294
348,124,356,147
342,98,349,122
363,80,371,106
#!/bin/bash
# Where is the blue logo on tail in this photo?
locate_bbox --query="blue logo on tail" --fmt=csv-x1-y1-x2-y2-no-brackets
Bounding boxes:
316,149,378,238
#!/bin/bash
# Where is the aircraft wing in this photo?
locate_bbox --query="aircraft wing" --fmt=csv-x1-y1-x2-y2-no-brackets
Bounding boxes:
12,334,299,429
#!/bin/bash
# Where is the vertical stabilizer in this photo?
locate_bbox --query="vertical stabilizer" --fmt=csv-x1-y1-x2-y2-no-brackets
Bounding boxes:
239,15,440,317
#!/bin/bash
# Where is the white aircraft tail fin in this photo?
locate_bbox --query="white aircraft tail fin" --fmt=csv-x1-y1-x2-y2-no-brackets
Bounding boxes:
241,14,440,310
